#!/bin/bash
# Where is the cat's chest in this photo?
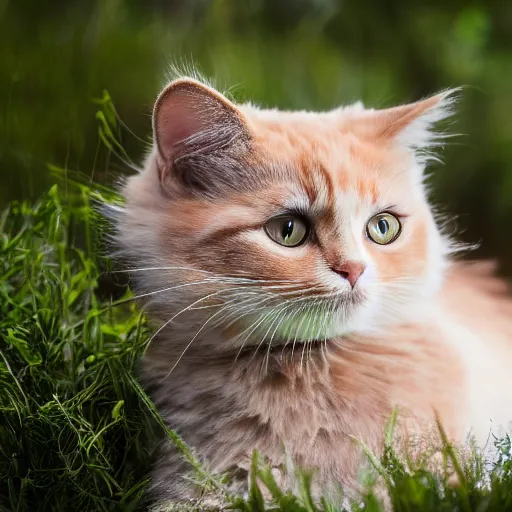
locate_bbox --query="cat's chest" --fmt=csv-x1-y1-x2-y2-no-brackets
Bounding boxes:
235,345,450,447
437,316,512,451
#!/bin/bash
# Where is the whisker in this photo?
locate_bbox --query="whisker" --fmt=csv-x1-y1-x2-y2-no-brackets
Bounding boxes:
112,265,312,286
145,286,263,349
300,307,314,369
160,289,292,377
207,281,319,333
231,302,290,365
263,306,292,374
233,286,325,363
290,302,313,360
215,282,332,330
127,277,309,312
248,288,333,367
219,282,327,336
250,306,290,367
117,278,310,308
306,297,324,370
110,266,216,275
279,307,303,358
235,307,283,362
160,294,260,380
113,278,218,305
300,310,313,370
212,294,277,331
209,292,281,331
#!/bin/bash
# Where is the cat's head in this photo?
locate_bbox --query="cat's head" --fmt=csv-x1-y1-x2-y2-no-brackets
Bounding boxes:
117,77,457,348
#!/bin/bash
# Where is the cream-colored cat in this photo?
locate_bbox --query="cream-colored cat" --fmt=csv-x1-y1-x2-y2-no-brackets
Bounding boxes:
114,76,512,504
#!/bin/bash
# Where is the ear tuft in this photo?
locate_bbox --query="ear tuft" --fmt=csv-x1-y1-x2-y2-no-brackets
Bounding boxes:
390,88,460,152
352,88,461,164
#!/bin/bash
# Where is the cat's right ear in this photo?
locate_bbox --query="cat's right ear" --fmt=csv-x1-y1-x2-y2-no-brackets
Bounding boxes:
152,78,251,191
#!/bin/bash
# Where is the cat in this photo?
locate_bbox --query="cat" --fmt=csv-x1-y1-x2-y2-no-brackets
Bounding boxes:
113,74,512,506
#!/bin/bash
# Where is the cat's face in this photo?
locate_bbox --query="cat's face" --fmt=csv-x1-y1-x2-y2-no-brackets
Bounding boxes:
119,78,455,347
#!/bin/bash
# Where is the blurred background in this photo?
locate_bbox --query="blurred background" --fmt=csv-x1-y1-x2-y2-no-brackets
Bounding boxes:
1,0,512,273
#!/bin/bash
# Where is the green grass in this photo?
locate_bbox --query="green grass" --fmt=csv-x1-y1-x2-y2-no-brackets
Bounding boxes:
2,182,512,512
0,183,153,511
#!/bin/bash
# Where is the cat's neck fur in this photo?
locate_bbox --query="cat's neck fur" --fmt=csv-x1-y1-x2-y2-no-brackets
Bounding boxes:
142,307,467,501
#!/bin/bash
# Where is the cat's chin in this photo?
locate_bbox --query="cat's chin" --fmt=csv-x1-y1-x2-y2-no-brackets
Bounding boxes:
229,300,371,349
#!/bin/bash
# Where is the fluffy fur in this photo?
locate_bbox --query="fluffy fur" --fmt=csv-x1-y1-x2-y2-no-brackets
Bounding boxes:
113,75,512,505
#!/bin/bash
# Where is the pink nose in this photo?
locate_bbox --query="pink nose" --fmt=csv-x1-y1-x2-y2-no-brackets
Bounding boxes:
331,261,366,288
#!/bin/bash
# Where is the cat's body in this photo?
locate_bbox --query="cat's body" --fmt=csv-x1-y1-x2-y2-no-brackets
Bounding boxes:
114,76,512,504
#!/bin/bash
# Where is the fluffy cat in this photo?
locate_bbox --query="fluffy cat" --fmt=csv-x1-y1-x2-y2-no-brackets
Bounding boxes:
113,75,512,505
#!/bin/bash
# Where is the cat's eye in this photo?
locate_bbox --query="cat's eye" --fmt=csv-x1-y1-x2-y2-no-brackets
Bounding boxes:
264,216,309,247
366,213,401,245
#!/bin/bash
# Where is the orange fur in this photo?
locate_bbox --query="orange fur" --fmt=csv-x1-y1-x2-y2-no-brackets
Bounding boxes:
114,78,512,506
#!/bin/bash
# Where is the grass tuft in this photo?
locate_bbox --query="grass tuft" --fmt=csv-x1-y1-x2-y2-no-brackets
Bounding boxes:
0,183,156,511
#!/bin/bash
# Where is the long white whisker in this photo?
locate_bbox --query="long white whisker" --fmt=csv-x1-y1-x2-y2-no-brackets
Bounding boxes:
291,302,312,360
228,283,324,349
114,265,312,286
300,299,317,370
279,307,303,357
117,278,218,304
250,305,290,367
235,307,283,361
249,288,330,367
213,294,278,330
111,266,216,275
162,287,311,377
145,286,263,349
128,280,310,308
321,299,336,364
160,295,260,380
209,292,281,331
264,305,292,374
306,297,324,371
214,282,332,330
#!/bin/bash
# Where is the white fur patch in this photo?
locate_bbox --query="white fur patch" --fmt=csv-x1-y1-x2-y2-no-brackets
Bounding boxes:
396,88,461,163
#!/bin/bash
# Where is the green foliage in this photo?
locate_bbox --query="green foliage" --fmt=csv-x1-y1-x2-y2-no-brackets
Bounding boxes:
0,184,154,511
227,436,512,512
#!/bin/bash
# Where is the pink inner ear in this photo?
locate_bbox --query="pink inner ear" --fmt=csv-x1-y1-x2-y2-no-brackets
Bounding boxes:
154,89,207,161
153,80,249,165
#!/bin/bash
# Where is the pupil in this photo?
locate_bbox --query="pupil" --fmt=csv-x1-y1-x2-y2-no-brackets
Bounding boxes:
378,219,389,234
282,220,294,240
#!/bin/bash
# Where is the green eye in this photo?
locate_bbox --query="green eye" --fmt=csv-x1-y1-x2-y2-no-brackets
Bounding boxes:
264,216,309,247
366,213,401,245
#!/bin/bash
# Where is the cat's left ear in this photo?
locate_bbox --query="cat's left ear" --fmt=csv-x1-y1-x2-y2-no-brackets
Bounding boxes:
354,89,459,159
152,78,251,192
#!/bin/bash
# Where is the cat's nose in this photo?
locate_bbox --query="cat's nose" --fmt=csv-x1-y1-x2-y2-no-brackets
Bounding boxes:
331,261,366,288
